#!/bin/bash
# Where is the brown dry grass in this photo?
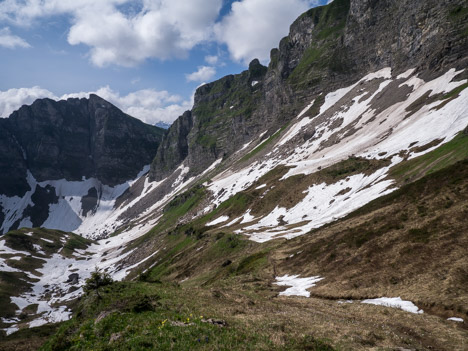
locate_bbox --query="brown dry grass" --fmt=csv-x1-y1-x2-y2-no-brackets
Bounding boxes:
135,159,468,350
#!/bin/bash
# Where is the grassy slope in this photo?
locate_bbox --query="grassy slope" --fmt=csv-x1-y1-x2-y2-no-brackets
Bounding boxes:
0,228,91,350
7,156,465,350
390,132,468,184
4,133,468,350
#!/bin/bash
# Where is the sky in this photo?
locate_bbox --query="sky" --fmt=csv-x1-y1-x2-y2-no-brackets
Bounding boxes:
0,0,331,125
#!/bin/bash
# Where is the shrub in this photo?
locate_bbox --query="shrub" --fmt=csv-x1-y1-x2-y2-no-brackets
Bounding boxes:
83,268,113,299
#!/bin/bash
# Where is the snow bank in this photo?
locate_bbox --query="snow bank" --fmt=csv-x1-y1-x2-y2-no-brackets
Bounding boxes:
361,297,423,314
206,216,229,226
447,317,464,322
274,274,323,297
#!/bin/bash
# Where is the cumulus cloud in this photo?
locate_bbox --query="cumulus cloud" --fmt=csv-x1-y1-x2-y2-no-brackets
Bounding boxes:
0,87,55,117
205,55,219,65
0,86,191,124
0,0,222,66
215,0,320,65
0,0,325,67
0,27,30,49
186,66,216,82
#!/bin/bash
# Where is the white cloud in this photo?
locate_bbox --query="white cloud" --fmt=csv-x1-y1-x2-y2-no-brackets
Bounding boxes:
205,55,219,65
215,0,319,65
0,87,55,117
186,66,216,82
0,0,222,66
0,27,30,49
0,86,192,124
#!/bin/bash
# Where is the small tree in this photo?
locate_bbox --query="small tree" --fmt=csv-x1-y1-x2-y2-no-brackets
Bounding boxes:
84,267,113,299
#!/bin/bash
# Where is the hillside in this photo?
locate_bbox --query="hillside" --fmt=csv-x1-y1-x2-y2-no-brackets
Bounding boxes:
0,0,468,349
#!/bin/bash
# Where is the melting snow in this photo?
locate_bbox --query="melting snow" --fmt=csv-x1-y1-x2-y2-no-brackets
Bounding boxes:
206,216,229,226
239,210,256,224
274,274,323,297
397,68,415,80
361,297,423,314
207,67,468,242
447,317,464,322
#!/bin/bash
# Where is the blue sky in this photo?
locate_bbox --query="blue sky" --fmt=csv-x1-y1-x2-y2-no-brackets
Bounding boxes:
0,0,330,124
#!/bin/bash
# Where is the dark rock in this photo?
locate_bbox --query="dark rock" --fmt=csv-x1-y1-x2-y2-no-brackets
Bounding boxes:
150,111,193,181
201,318,227,327
1,94,165,187
222,260,232,267
23,184,59,227
67,273,80,285
0,119,29,197
149,0,468,183
81,187,99,217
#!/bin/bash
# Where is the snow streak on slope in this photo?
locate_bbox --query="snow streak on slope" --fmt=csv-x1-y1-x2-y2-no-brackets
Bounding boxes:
0,155,228,334
0,157,228,334
0,222,156,334
207,68,468,242
274,275,323,297
0,166,150,237
361,297,424,314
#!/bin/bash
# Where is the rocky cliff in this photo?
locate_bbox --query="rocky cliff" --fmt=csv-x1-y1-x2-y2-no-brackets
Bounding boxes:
0,94,165,196
0,95,165,233
149,0,468,180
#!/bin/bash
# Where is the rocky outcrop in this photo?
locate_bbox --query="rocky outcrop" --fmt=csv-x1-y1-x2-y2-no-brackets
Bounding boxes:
0,94,165,195
149,0,468,182
150,111,193,181
0,120,29,197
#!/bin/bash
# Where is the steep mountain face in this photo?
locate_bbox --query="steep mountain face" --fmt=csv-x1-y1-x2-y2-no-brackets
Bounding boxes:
0,95,165,233
4,94,164,186
149,0,468,181
150,111,193,181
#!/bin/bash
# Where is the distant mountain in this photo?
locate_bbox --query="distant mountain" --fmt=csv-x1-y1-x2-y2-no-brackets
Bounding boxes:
155,121,171,129
0,94,165,234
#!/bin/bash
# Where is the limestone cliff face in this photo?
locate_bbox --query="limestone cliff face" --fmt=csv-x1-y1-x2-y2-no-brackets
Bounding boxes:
150,110,193,181
150,0,468,181
0,94,165,196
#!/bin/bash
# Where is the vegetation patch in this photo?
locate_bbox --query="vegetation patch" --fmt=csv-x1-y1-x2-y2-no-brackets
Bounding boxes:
240,122,291,163
390,132,468,184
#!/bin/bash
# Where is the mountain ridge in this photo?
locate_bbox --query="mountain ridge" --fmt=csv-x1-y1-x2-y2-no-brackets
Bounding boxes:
0,0,468,348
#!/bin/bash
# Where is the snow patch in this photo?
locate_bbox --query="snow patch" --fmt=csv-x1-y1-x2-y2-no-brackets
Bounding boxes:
274,274,323,297
447,317,464,322
361,297,423,314
206,216,229,226
397,68,415,80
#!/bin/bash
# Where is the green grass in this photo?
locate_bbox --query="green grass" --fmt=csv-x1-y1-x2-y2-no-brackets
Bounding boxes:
203,192,252,222
390,132,468,183
197,134,217,149
62,235,93,257
130,186,207,250
287,0,350,89
449,5,468,19
318,156,389,181
236,252,268,274
140,236,196,282
39,281,304,351
240,123,290,162
442,82,468,100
